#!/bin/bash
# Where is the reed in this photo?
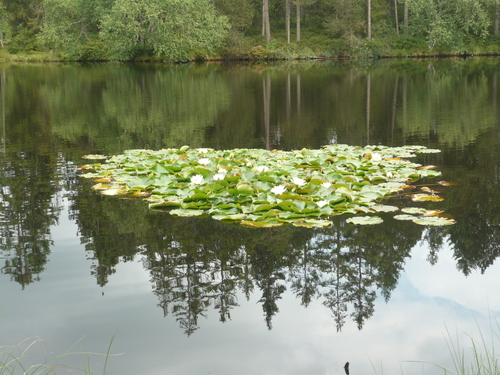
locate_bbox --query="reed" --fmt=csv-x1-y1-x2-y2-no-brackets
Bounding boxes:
0,335,119,375
405,312,500,375
432,314,500,375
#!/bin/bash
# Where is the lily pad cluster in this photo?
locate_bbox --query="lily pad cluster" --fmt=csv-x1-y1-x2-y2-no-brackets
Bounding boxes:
79,144,455,228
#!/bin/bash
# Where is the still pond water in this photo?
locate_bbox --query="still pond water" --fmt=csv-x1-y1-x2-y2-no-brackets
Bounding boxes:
1,59,500,374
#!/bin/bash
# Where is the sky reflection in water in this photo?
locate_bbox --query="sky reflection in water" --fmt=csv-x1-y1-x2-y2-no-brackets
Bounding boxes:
1,198,498,375
1,59,500,374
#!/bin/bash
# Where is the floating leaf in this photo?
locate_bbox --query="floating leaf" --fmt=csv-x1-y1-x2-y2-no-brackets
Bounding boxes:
291,219,332,228
346,216,384,225
394,214,417,221
92,183,112,190
420,187,440,194
438,181,459,186
212,214,247,221
169,209,205,217
422,210,444,216
418,165,438,170
401,207,428,214
80,172,101,179
82,154,108,160
411,194,444,202
241,220,283,228
185,192,210,201
100,188,126,196
94,177,113,183
236,184,254,195
416,148,441,154
371,205,399,213
149,201,182,209
370,175,388,184
79,144,452,228
413,216,456,226
125,191,148,198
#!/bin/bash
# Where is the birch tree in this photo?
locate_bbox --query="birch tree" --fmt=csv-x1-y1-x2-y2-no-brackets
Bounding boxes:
367,0,371,40
0,4,10,48
262,0,271,41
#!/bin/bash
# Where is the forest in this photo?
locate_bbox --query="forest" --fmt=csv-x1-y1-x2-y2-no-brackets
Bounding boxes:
0,0,500,61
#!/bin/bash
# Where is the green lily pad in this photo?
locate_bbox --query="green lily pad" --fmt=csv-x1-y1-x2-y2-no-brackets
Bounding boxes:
79,144,452,228
416,148,442,153
401,207,428,214
291,219,333,228
346,216,384,225
371,204,399,213
169,209,205,217
82,154,108,160
149,201,182,209
411,194,444,202
413,216,456,226
212,214,247,221
241,220,283,228
394,214,417,221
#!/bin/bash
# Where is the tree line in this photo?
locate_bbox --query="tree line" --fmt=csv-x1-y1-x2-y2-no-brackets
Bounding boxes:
0,0,500,60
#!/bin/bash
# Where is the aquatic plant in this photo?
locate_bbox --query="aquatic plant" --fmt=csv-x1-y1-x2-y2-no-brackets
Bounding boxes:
400,313,500,375
80,144,456,228
0,336,118,374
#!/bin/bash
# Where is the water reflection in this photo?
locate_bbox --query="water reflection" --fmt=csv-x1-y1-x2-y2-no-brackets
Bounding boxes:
0,66,64,288
68,189,431,335
0,59,499,336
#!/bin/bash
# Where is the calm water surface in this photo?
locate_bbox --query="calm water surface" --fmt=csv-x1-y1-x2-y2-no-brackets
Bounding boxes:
1,59,500,374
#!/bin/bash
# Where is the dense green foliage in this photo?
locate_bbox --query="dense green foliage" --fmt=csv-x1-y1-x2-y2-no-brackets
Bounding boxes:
79,145,450,228
1,0,500,61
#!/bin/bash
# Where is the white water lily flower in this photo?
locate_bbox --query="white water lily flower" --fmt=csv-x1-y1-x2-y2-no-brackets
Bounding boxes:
198,158,210,165
198,148,208,154
316,200,329,208
292,177,306,186
371,153,382,161
190,174,204,185
218,168,228,175
321,182,332,189
255,165,269,173
271,185,287,195
386,171,394,178
213,173,225,181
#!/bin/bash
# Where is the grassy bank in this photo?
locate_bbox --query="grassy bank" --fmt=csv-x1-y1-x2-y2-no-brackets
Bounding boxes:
2,32,500,63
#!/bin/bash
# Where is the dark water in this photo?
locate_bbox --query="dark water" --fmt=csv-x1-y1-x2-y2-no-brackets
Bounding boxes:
1,59,500,374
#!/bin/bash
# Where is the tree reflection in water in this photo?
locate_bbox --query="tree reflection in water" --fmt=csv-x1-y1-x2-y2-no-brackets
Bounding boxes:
69,186,429,335
1,60,500,338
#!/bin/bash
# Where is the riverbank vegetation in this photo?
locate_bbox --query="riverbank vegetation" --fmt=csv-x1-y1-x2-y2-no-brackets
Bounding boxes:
1,0,500,62
0,336,117,374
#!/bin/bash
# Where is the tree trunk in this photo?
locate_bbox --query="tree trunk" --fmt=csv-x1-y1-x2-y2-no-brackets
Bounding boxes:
394,0,399,37
495,2,499,36
286,0,291,43
367,0,371,40
404,0,408,37
262,0,271,42
296,2,301,43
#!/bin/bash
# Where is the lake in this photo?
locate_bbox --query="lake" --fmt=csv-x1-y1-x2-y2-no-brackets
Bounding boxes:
1,58,500,375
